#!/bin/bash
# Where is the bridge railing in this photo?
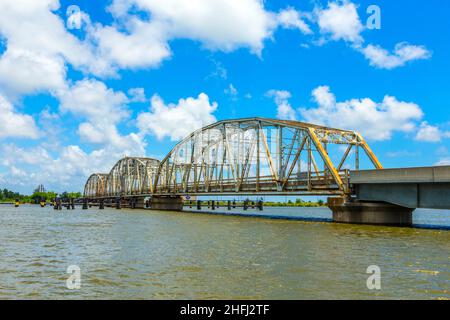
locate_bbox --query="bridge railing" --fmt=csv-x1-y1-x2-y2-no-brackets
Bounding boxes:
149,169,350,196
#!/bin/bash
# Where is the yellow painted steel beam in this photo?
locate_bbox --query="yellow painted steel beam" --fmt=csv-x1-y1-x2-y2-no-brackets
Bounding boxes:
307,128,344,189
356,133,383,169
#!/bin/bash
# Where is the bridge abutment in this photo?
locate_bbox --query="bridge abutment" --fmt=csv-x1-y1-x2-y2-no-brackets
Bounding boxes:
327,197,414,226
150,196,183,211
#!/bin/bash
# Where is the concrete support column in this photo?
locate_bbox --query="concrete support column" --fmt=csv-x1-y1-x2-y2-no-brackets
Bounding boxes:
150,196,183,211
327,197,414,226
134,197,146,209
115,197,121,209
82,199,88,210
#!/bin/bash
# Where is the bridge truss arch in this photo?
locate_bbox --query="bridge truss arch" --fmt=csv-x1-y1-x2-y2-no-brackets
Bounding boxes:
153,118,382,196
84,173,108,198
83,118,383,198
105,157,160,197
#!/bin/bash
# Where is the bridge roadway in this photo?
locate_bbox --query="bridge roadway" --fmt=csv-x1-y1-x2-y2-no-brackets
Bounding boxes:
82,165,450,227
351,165,450,209
327,165,450,226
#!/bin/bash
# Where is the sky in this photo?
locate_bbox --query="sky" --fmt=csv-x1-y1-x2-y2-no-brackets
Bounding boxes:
0,0,449,194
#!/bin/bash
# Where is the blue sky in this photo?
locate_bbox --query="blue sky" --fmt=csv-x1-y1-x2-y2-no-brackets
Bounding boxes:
0,0,449,193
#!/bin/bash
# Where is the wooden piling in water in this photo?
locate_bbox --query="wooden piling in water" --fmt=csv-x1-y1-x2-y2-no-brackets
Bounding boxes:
82,199,88,210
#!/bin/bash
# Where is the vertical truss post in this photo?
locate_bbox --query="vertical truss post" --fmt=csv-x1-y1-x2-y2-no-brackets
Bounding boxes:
355,145,360,170
278,126,283,181
256,123,260,192
323,141,328,180
307,138,312,191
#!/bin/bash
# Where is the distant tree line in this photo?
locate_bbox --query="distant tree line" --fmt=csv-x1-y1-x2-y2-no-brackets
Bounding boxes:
0,189,24,201
0,188,82,203
264,198,325,207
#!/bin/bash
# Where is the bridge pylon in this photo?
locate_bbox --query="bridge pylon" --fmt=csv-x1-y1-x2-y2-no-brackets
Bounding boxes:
327,197,413,226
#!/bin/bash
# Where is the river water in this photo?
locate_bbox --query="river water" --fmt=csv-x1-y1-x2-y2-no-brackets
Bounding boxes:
0,204,448,299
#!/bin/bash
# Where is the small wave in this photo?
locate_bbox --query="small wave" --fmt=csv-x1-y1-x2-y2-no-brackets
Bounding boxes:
414,269,440,275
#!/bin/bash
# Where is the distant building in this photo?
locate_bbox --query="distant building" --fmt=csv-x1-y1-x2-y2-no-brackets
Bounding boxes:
34,184,46,193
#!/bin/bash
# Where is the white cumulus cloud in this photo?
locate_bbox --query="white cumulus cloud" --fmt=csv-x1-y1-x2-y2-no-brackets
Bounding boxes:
137,93,218,141
58,79,129,124
0,0,97,97
415,122,450,142
268,86,425,141
276,7,312,35
314,1,431,70
266,90,297,120
111,0,275,54
0,48,67,98
91,21,171,71
57,79,146,152
415,122,442,142
300,86,424,140
361,42,431,69
316,0,363,43
0,94,40,139
95,0,318,72
0,142,147,192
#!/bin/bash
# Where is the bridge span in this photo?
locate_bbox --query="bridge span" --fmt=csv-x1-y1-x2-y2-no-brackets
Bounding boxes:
82,118,450,226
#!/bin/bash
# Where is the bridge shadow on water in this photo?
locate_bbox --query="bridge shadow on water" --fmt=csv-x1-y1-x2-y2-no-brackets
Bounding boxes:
185,209,332,223
181,209,450,231
412,224,450,231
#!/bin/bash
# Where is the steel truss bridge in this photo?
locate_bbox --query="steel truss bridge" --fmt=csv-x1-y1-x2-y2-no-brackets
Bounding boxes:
84,118,383,198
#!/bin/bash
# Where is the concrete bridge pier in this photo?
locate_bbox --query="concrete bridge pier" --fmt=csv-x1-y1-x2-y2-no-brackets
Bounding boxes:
133,197,146,209
327,197,414,226
150,195,183,211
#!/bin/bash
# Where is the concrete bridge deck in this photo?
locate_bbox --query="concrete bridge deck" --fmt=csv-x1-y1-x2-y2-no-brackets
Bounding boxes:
350,166,450,210
351,165,450,184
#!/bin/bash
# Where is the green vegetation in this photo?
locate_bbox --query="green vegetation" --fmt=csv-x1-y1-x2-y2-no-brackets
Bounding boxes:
58,192,82,199
264,198,326,207
0,188,28,203
0,188,82,204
